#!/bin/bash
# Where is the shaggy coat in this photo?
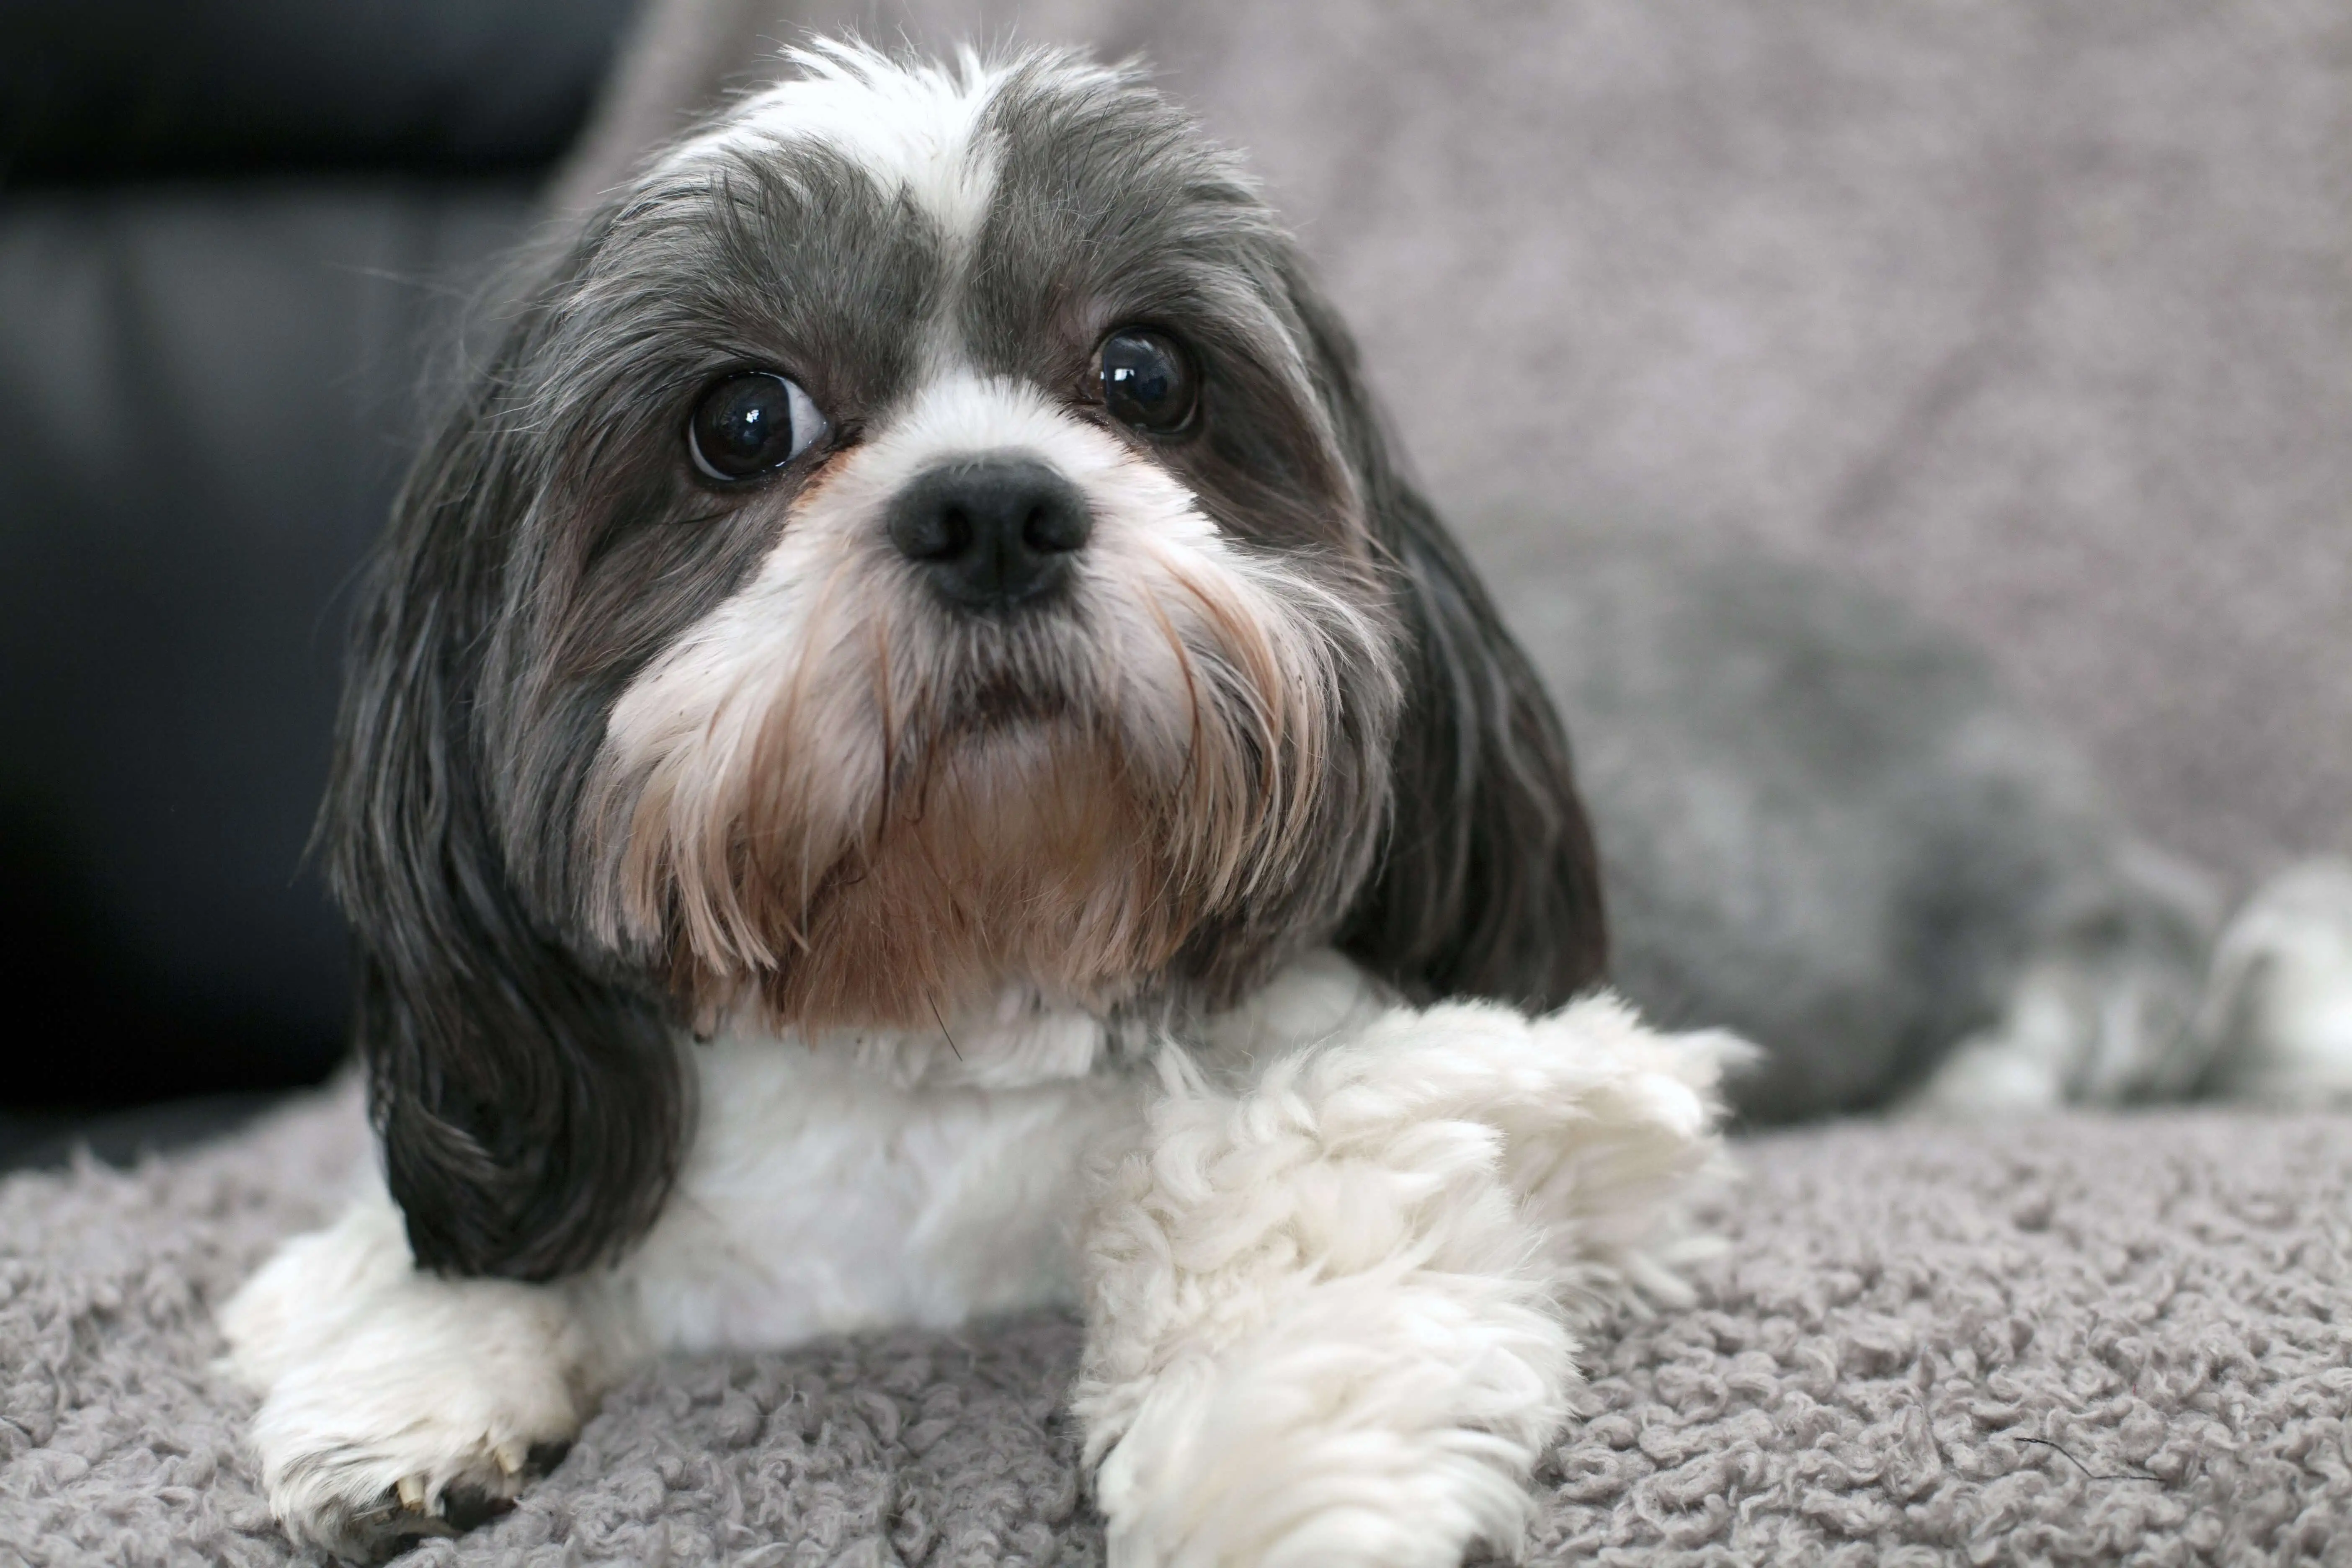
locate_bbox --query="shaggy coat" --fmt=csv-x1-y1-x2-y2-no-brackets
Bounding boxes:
223,45,1732,1567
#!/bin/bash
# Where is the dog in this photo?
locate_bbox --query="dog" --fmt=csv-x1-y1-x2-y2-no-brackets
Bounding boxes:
221,42,1742,1565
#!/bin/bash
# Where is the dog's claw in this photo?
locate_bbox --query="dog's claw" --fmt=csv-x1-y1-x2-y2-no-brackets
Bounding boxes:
326,1440,558,1560
331,1487,457,1565
333,1465,524,1562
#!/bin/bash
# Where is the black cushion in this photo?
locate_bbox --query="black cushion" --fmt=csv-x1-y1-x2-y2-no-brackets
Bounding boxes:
0,0,635,1114
1,0,636,184
0,183,534,1101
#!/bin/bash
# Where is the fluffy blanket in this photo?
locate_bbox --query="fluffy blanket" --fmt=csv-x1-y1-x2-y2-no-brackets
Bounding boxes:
5,1086,2345,1565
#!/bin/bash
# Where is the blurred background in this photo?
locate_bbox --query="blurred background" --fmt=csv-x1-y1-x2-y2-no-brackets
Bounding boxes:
0,0,637,1161
3,1,2346,1163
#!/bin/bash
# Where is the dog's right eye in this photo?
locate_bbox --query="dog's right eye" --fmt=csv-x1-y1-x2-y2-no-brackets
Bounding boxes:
688,372,824,482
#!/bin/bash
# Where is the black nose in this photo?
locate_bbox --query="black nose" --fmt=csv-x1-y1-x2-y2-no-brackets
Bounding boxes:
886,458,1093,611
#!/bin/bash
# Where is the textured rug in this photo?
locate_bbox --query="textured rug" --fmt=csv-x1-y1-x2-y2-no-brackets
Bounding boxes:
3,1083,2347,1566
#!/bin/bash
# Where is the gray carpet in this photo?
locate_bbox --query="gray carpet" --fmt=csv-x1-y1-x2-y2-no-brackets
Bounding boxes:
5,1083,2347,1565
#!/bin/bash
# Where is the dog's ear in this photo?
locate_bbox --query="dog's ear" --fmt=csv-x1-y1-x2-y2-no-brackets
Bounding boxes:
325,315,688,1283
1282,264,1609,1009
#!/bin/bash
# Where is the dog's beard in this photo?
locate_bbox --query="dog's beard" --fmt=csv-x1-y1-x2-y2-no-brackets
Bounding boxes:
588,527,1382,1033
707,719,1176,1027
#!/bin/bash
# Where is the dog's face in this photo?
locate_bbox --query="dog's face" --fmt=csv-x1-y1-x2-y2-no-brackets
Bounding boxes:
533,51,1405,1031
338,46,1605,1280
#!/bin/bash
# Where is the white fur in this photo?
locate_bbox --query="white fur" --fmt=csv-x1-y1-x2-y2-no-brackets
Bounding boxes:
223,1201,614,1545
221,984,1145,1551
222,955,1739,1561
1078,986,1741,1567
1915,858,2352,1115
2199,858,2352,1104
612,998,1140,1354
662,41,1012,246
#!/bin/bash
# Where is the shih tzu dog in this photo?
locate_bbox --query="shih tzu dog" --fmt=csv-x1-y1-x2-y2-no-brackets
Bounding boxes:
222,41,1741,1565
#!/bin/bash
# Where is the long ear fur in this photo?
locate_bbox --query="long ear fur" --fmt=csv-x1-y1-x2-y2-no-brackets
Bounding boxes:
325,325,687,1283
1285,265,1609,1008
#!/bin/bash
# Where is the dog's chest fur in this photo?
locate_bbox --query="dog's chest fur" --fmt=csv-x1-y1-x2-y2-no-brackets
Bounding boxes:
607,954,1389,1355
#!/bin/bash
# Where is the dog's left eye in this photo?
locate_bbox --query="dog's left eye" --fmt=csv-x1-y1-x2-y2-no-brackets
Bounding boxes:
1099,329,1198,435
688,371,824,481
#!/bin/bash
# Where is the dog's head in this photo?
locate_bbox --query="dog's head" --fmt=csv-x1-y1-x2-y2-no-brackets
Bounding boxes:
335,43,1604,1279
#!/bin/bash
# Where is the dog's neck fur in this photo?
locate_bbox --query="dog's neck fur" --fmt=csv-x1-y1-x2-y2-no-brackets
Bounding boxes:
717,983,1127,1093
701,947,1395,1094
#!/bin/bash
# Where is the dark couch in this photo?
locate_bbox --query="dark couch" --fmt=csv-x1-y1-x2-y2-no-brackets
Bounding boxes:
0,0,635,1160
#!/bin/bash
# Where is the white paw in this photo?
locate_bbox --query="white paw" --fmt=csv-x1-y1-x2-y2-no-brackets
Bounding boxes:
245,1315,585,1558
221,1199,604,1558
2201,859,2352,1103
1077,987,1739,1567
1090,1277,1571,1568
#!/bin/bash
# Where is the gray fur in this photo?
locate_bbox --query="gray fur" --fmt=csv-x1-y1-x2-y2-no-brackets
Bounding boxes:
1485,520,2218,1121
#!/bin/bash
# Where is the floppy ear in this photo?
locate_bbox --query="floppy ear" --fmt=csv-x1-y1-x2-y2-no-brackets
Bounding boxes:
325,324,687,1283
1283,265,1609,1009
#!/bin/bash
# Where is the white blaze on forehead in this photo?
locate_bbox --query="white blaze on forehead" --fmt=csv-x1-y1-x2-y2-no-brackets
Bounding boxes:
667,40,1011,244
861,371,1213,544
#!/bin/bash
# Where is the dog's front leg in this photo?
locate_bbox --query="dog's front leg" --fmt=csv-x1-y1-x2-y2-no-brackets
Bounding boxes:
1075,991,1738,1568
220,1191,634,1559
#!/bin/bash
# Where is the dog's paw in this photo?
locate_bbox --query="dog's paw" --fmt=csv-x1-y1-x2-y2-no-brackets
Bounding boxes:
248,1324,587,1559
1090,1286,1565,1568
273,1436,573,1563
222,1199,604,1559
1078,984,1743,1565
250,1336,585,1561
2201,859,2352,1104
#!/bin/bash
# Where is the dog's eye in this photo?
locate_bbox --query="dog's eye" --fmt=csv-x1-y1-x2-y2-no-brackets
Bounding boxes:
1099,330,1197,435
688,371,823,481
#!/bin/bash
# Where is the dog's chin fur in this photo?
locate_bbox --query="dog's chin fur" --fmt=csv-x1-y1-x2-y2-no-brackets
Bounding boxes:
671,723,1190,1030
227,39,1633,1566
